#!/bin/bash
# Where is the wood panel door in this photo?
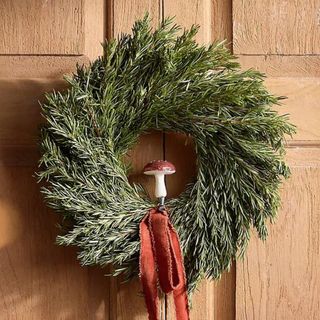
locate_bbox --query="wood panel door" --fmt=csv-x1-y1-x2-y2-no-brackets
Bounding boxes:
233,1,320,319
0,2,109,319
0,1,319,320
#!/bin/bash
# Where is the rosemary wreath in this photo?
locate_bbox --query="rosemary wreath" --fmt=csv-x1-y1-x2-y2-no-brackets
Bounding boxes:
38,16,295,295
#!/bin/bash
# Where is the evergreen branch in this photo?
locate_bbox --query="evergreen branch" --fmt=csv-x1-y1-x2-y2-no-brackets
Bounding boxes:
38,14,296,296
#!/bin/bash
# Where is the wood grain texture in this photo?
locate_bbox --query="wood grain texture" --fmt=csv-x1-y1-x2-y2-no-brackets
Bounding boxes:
213,265,236,320
0,0,105,58
164,0,213,44
265,77,320,143
236,148,320,320
163,0,232,44
0,56,89,79
234,1,320,319
0,167,109,319
212,0,232,44
167,268,235,320
233,0,320,54
0,79,66,147
84,0,106,60
0,78,110,319
108,0,160,37
110,278,165,320
0,2,110,319
239,56,320,78
0,0,84,55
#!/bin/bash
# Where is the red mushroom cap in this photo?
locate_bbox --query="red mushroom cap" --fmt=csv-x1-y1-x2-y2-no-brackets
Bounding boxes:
143,160,176,175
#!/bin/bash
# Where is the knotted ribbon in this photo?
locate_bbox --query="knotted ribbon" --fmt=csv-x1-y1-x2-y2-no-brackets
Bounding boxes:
139,208,190,320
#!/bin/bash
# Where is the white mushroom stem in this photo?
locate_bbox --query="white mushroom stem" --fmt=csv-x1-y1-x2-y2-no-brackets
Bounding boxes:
153,173,167,199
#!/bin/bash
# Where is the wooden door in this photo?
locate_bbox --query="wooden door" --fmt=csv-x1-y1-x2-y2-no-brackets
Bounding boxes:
0,1,318,319
0,2,109,319
233,2,320,319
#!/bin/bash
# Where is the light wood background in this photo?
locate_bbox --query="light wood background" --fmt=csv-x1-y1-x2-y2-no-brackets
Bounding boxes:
0,1,319,319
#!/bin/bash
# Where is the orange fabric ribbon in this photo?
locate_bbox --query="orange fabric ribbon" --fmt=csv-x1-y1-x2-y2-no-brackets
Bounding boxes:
139,208,190,320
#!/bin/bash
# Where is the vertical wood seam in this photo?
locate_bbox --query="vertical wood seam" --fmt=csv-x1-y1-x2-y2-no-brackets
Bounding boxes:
230,0,234,54
230,1,236,318
103,0,108,42
161,0,168,315
106,0,114,40
106,2,114,319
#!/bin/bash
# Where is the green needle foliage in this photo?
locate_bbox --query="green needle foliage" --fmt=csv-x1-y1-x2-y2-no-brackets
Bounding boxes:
38,15,295,296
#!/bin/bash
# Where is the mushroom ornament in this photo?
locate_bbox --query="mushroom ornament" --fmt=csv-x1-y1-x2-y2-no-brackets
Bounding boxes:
143,160,176,208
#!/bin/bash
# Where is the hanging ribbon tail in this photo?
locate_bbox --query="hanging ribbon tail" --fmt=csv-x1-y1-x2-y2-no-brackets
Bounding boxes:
140,211,159,320
139,208,190,320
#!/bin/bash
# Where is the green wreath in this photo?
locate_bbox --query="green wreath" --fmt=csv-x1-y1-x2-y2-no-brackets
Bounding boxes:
38,16,295,294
